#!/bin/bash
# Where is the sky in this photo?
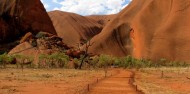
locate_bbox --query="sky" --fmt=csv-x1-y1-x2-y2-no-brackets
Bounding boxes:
40,0,132,15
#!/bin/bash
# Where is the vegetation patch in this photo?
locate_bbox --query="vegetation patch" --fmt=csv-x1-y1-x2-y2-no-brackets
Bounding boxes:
39,53,69,68
0,52,189,70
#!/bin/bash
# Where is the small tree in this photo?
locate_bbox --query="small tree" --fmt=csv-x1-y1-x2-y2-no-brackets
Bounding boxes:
97,55,113,77
78,39,94,69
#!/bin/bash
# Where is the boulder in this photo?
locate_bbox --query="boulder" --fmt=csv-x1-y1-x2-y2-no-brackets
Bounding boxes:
0,0,56,43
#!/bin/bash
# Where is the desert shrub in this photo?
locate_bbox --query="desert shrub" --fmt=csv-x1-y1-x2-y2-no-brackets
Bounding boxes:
126,56,142,68
13,54,34,69
142,59,153,67
39,53,69,68
73,58,80,69
113,58,122,67
75,54,190,69
152,58,167,67
0,53,6,68
0,53,14,62
133,59,145,68
88,55,152,69
90,56,100,68
115,56,154,68
149,58,189,67
13,54,34,63
120,55,134,68
51,53,69,68
165,61,188,67
39,54,48,68
97,55,113,68
93,54,113,77
118,56,189,68
0,53,15,68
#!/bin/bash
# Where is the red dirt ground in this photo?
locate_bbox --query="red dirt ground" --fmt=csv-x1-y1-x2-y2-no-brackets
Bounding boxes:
0,68,143,94
135,68,190,94
0,69,106,94
88,69,143,94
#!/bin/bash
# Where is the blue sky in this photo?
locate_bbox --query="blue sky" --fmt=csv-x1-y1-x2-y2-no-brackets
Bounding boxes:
41,0,132,15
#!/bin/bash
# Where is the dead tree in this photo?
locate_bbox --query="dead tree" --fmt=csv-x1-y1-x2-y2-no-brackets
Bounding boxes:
78,39,94,69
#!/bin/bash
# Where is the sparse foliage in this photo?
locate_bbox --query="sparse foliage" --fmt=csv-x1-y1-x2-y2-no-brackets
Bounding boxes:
97,55,114,77
78,39,94,69
13,54,34,71
39,53,69,68
0,53,14,68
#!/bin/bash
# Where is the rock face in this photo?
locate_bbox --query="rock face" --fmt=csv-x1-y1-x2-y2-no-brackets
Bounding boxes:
6,0,190,63
86,14,116,26
89,0,190,62
8,32,68,64
8,32,87,65
48,11,114,47
0,0,56,43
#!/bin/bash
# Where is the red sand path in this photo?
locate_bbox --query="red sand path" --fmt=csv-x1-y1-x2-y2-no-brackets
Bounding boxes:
88,69,143,94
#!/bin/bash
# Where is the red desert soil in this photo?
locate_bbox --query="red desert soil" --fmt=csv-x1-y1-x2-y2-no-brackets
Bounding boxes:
0,69,106,94
88,69,143,94
135,68,190,94
0,68,143,94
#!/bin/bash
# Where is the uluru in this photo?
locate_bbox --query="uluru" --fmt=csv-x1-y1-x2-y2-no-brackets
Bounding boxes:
87,0,190,62
0,0,190,94
45,0,190,62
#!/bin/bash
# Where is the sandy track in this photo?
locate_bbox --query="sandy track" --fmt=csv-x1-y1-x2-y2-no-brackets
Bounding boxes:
88,69,142,94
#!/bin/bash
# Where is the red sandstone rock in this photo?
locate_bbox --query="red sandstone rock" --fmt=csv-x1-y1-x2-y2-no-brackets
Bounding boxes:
48,11,104,47
0,0,56,43
89,0,190,62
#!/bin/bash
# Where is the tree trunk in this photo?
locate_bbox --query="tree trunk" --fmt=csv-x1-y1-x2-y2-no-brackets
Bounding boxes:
79,54,87,69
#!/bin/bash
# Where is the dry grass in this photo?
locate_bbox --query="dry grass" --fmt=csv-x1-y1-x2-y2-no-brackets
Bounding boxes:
135,67,190,94
0,68,107,94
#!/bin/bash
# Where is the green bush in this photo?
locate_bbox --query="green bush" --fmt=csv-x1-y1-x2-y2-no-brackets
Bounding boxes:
0,53,14,63
87,55,190,69
73,58,80,69
39,53,69,68
13,54,34,68
113,58,122,67
97,55,113,68
0,53,15,68
121,55,134,68
111,56,189,68
165,61,188,67
90,56,100,68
